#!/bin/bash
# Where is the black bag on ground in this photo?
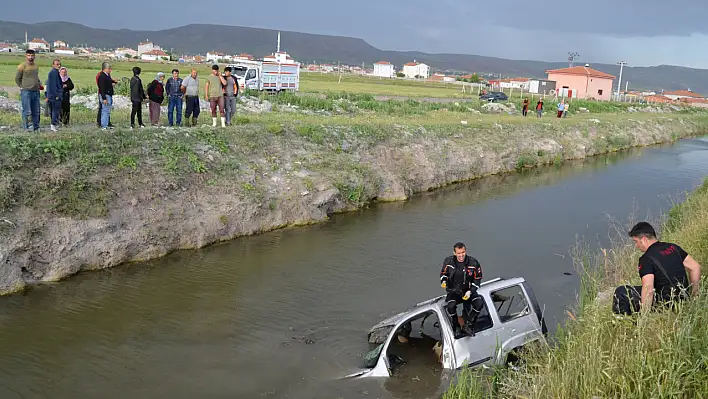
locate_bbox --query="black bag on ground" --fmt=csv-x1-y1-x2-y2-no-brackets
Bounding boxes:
612,285,641,315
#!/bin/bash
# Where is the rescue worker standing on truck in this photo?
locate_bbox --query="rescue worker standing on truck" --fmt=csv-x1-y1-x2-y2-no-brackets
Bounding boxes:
440,242,483,338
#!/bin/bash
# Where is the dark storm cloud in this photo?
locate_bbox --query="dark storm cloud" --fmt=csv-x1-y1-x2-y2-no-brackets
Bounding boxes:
3,0,707,67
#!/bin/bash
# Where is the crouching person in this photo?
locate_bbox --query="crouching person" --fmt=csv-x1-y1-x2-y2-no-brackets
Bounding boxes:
613,222,702,315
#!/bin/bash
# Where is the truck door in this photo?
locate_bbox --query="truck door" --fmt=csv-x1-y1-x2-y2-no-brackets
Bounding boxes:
245,68,258,90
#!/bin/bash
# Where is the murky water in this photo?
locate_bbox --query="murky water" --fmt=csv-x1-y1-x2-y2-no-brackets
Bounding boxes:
1,137,707,399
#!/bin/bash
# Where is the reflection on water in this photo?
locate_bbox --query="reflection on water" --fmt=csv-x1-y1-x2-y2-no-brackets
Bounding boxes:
0,137,707,399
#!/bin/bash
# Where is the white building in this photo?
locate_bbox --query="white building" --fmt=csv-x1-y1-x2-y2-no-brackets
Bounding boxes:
53,47,75,55
138,41,162,55
140,49,170,61
373,61,395,78
53,40,67,48
115,47,138,58
264,51,295,64
0,43,19,53
206,51,226,62
28,38,49,52
402,61,430,79
499,78,530,90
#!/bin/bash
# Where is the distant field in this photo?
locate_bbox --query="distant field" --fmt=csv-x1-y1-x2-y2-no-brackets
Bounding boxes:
0,53,475,98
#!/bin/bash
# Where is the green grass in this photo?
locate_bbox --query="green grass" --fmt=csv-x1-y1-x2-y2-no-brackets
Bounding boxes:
444,178,708,399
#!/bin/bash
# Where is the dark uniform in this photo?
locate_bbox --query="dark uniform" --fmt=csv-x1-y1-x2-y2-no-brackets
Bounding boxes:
613,241,690,315
440,255,483,336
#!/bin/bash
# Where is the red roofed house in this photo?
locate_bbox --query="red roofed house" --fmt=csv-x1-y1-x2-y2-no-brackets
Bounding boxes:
663,89,705,101
546,64,616,101
141,49,170,61
28,38,49,52
373,61,395,78
644,95,674,104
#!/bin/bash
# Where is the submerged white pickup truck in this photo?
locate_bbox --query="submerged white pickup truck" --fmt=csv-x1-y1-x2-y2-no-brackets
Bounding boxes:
348,277,548,378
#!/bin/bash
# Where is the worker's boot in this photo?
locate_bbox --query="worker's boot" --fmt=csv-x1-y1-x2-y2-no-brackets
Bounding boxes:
184,118,190,127
220,116,226,128
212,117,217,127
192,117,198,127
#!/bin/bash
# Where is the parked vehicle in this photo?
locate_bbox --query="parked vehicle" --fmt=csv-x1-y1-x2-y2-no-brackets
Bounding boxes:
479,91,508,102
226,59,300,92
347,277,547,379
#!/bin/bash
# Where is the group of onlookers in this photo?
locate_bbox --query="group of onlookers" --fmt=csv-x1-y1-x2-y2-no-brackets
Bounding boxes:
14,49,240,132
521,98,569,118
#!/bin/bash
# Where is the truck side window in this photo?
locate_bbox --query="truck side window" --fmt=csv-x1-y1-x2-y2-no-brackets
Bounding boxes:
491,286,530,323
246,69,256,80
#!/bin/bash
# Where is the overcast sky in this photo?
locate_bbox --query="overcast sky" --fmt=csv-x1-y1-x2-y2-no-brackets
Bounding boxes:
4,0,707,68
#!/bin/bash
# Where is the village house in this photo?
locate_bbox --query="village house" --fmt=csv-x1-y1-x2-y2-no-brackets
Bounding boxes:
138,41,162,55
115,47,138,58
0,42,20,53
53,40,67,48
206,51,226,62
140,49,170,61
264,51,297,65
53,47,75,55
181,55,204,63
429,73,456,83
27,38,49,52
528,79,557,95
546,64,615,101
402,61,430,79
234,53,255,61
498,78,530,90
644,95,675,104
373,61,395,78
663,89,705,101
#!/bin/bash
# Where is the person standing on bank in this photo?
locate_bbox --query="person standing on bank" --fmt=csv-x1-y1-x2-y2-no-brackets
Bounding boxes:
440,242,484,338
181,68,200,127
165,68,184,127
97,62,115,130
59,67,74,126
205,64,226,128
613,222,702,316
147,72,166,126
46,58,63,132
223,66,239,126
15,49,43,131
129,66,147,129
522,97,529,117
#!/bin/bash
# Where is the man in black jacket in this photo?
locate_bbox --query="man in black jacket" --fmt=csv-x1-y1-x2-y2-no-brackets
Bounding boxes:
97,62,114,129
440,242,484,338
130,66,147,128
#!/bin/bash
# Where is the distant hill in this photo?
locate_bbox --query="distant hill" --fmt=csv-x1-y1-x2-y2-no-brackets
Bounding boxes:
1,21,707,94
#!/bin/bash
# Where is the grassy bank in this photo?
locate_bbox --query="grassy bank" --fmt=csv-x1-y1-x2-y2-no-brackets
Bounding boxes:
445,178,708,398
1,102,706,295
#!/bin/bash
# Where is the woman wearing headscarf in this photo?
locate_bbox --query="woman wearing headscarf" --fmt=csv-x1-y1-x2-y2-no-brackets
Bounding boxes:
59,67,74,126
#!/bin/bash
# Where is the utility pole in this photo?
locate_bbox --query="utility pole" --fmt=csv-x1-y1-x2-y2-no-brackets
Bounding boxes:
616,61,628,96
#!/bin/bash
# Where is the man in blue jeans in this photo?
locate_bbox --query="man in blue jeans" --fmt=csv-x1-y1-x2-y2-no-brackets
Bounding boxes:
165,68,183,126
46,58,64,132
15,49,42,131
97,62,114,129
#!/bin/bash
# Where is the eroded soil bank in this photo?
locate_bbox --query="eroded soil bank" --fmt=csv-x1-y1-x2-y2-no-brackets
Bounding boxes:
1,115,706,294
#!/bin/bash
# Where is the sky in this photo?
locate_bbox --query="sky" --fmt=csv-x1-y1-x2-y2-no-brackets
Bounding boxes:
4,0,708,68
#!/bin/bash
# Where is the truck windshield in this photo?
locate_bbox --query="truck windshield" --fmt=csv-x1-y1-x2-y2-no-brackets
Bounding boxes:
233,68,247,78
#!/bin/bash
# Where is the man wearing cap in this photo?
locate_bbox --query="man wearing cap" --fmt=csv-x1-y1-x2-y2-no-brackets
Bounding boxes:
15,49,43,131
